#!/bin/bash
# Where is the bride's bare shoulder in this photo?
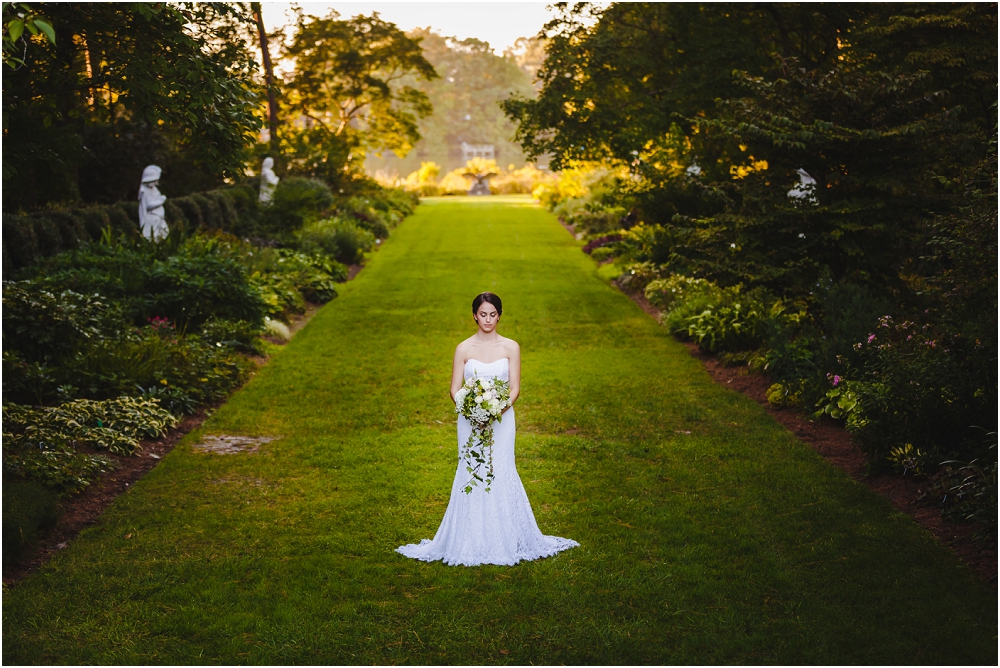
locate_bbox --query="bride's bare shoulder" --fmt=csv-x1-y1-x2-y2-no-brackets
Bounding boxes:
501,337,520,355
455,338,475,357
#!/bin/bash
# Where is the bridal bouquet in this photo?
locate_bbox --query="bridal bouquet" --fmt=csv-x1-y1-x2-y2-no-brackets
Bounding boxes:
454,374,511,494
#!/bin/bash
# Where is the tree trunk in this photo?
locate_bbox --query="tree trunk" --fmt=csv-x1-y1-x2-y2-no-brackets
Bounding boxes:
251,2,280,161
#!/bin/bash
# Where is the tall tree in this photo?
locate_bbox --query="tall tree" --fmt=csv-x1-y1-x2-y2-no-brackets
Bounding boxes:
503,3,996,300
2,2,262,208
250,2,280,160
281,10,437,181
502,3,864,169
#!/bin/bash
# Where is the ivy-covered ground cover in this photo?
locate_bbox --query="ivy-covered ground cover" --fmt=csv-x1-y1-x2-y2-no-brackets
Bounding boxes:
2,197,994,664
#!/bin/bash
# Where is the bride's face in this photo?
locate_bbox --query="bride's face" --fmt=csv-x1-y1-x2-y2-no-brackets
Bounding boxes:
475,303,499,332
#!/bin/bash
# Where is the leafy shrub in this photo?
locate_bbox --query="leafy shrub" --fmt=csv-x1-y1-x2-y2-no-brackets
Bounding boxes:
538,162,620,215
296,217,375,265
352,211,390,239
4,397,179,457
761,335,820,390
589,246,616,262
885,443,931,478
340,195,397,238
766,381,803,407
200,318,265,355
570,207,626,236
260,249,344,303
3,481,60,563
2,203,137,270
644,274,719,311
846,316,995,467
66,328,252,409
814,383,860,420
681,299,770,352
3,397,178,498
2,444,112,495
616,261,664,293
487,164,556,195
251,271,307,318
27,236,269,330
259,177,334,236
659,279,803,354
3,316,253,409
582,234,622,255
2,281,127,364
136,384,199,416
917,429,997,542
941,435,997,539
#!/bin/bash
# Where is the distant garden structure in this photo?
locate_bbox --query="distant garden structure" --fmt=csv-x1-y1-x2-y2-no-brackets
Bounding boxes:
461,142,495,161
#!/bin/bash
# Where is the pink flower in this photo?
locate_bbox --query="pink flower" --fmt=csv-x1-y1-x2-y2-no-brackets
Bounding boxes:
867,334,876,343
832,375,841,387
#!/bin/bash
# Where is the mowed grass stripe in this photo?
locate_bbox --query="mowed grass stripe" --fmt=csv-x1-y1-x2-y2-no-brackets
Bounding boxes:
3,195,994,665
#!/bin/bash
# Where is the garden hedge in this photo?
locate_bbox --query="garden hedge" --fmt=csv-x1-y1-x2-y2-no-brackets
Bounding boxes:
2,185,259,270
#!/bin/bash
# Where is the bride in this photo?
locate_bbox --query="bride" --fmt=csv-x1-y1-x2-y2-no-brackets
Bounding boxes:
396,292,579,566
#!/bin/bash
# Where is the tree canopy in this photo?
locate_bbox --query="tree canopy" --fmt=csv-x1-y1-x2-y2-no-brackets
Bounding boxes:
2,2,262,209
279,11,437,182
502,2,997,299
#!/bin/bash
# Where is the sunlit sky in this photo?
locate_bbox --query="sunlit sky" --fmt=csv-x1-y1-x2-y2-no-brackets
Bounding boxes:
260,1,558,54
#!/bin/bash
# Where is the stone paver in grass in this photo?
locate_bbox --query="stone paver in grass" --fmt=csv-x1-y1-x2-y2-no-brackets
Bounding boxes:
2,195,995,665
191,435,278,455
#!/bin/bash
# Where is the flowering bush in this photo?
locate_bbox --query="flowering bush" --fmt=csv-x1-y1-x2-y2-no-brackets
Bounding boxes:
846,316,994,467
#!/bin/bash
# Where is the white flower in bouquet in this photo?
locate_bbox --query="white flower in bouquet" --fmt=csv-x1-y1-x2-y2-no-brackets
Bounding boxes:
454,373,511,493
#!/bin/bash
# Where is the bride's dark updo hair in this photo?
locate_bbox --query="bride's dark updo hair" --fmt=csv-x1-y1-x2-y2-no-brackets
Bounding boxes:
472,292,503,317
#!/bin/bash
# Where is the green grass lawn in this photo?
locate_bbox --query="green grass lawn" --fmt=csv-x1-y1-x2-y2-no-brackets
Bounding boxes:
3,195,995,665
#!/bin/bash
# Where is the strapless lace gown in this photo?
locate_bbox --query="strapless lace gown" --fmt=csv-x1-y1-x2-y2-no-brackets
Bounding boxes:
396,358,579,566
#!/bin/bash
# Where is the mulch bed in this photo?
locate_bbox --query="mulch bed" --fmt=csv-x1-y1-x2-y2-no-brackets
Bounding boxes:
620,272,997,588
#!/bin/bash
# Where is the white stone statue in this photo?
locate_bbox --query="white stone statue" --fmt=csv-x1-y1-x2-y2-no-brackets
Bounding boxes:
462,171,496,196
260,157,279,204
138,165,169,242
788,168,818,204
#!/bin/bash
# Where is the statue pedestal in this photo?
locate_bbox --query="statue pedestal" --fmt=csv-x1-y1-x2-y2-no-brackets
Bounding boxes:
463,172,495,196
468,181,491,196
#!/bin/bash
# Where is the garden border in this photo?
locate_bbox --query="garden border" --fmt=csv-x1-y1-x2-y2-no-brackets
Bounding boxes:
3,285,335,585
559,212,997,586
614,261,997,588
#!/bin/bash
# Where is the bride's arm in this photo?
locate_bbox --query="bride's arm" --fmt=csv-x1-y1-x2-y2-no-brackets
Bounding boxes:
450,344,466,402
507,342,521,407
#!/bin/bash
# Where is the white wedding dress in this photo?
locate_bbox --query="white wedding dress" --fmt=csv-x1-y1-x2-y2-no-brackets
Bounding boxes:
396,358,579,566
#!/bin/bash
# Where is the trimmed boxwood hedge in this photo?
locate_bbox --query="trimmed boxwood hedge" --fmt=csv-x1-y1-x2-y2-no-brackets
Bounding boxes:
3,185,260,270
